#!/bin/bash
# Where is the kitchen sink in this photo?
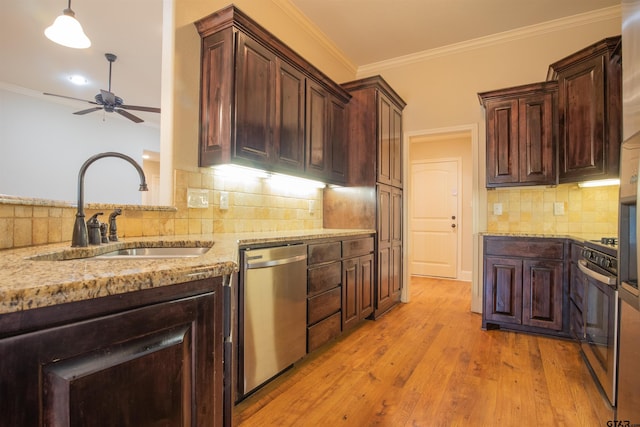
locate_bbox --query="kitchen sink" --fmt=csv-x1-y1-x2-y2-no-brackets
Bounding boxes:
92,247,211,259
28,243,213,261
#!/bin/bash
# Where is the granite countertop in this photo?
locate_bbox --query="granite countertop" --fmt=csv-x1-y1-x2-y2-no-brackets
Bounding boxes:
0,228,374,315
480,231,609,243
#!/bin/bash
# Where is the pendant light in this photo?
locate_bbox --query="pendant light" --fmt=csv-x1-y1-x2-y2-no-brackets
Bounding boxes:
44,0,91,49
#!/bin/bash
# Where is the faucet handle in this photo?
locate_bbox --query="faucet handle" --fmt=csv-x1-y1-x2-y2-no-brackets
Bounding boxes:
109,208,122,242
100,222,109,244
87,213,103,245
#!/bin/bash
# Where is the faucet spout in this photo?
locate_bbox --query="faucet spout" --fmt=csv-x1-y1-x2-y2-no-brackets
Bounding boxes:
71,152,148,247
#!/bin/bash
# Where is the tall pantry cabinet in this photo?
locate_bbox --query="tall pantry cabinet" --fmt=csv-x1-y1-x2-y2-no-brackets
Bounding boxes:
324,76,406,318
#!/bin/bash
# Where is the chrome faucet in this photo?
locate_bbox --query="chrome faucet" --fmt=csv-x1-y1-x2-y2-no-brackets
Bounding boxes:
71,152,148,247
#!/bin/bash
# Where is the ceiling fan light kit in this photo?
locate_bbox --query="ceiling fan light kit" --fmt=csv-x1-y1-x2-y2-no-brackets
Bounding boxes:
44,0,91,49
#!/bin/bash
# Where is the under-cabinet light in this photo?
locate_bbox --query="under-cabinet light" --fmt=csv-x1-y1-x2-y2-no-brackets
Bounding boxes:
577,178,620,188
268,173,327,190
212,164,269,180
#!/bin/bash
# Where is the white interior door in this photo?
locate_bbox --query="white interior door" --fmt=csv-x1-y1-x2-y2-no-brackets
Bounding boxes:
410,159,460,278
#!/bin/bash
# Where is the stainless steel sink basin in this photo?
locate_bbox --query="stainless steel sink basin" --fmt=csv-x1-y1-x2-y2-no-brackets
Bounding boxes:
28,244,213,261
92,247,211,259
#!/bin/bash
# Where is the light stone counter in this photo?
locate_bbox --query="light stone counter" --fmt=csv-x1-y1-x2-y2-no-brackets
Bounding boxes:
0,228,374,315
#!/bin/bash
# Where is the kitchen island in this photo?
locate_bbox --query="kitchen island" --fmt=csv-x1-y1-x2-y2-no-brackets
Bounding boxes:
0,228,372,427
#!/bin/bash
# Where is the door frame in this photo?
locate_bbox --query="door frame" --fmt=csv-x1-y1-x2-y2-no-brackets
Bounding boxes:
409,157,462,279
403,124,484,313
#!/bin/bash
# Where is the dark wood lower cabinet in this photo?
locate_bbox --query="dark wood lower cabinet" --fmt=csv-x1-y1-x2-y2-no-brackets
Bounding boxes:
342,253,374,331
483,236,568,336
0,277,224,427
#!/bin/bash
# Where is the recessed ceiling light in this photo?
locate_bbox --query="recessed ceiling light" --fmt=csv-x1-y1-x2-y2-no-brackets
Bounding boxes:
68,75,88,85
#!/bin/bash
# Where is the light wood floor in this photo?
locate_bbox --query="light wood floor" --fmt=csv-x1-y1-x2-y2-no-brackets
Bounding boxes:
233,276,613,426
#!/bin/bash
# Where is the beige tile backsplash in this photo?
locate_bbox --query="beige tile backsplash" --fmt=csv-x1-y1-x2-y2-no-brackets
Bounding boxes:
486,183,619,236
0,168,323,250
1,169,620,250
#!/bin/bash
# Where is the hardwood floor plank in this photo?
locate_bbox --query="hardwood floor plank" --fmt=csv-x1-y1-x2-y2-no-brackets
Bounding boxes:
233,277,612,426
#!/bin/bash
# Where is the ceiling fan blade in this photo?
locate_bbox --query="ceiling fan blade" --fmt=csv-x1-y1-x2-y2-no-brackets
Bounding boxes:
43,93,98,105
120,104,161,113
100,89,117,105
116,108,144,123
73,107,103,115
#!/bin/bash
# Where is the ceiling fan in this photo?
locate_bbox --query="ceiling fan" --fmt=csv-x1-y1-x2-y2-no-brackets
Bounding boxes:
44,53,160,123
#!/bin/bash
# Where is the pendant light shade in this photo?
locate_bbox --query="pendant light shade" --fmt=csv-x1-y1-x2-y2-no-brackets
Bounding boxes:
44,1,91,49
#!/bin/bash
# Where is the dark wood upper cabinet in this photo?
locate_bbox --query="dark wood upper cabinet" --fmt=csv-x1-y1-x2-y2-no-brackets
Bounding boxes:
341,76,406,188
479,81,558,187
195,5,350,185
548,36,622,183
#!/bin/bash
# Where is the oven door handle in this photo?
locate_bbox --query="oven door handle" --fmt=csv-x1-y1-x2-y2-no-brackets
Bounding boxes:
578,260,617,286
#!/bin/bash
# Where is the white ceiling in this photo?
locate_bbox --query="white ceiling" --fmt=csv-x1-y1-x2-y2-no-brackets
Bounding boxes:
0,0,619,126
0,0,163,124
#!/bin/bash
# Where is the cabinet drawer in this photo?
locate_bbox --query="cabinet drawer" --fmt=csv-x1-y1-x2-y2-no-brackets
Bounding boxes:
485,238,564,259
308,242,341,265
342,237,374,258
307,311,341,353
308,287,341,325
308,261,342,296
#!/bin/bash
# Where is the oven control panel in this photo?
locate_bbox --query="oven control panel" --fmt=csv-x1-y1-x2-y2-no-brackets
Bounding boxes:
581,247,618,276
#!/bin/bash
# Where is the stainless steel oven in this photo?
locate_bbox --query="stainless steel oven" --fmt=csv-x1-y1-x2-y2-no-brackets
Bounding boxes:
579,242,618,407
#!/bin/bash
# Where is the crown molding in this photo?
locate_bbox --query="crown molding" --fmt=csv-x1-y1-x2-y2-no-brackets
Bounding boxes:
358,5,621,76
272,0,358,76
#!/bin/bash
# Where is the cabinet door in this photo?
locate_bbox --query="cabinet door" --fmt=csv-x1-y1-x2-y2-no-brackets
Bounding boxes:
557,55,606,182
274,58,305,173
359,253,375,319
306,80,329,177
200,28,234,166
485,98,519,185
522,259,564,330
235,32,276,165
391,104,403,187
390,187,403,301
376,184,394,315
484,256,523,325
0,288,223,427
328,96,347,183
518,91,555,184
378,93,394,185
342,257,359,330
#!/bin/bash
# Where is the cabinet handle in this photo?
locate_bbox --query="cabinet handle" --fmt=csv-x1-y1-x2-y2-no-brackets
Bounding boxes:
451,224,456,229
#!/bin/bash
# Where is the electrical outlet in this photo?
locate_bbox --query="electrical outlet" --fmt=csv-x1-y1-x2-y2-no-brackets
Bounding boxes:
308,200,316,214
554,202,565,216
219,192,229,210
187,188,209,208
493,203,503,216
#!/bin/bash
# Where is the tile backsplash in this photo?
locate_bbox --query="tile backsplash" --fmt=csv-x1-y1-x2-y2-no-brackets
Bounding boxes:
0,168,323,250
486,183,619,236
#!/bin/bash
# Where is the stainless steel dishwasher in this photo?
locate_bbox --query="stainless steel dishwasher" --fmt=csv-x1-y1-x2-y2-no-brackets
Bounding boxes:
241,244,307,396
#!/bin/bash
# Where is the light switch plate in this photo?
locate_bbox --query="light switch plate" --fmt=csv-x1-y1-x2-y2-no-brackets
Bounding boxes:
219,191,229,210
493,203,503,216
187,188,209,208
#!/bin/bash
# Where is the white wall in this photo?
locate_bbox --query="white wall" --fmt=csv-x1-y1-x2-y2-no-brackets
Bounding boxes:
0,86,160,204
